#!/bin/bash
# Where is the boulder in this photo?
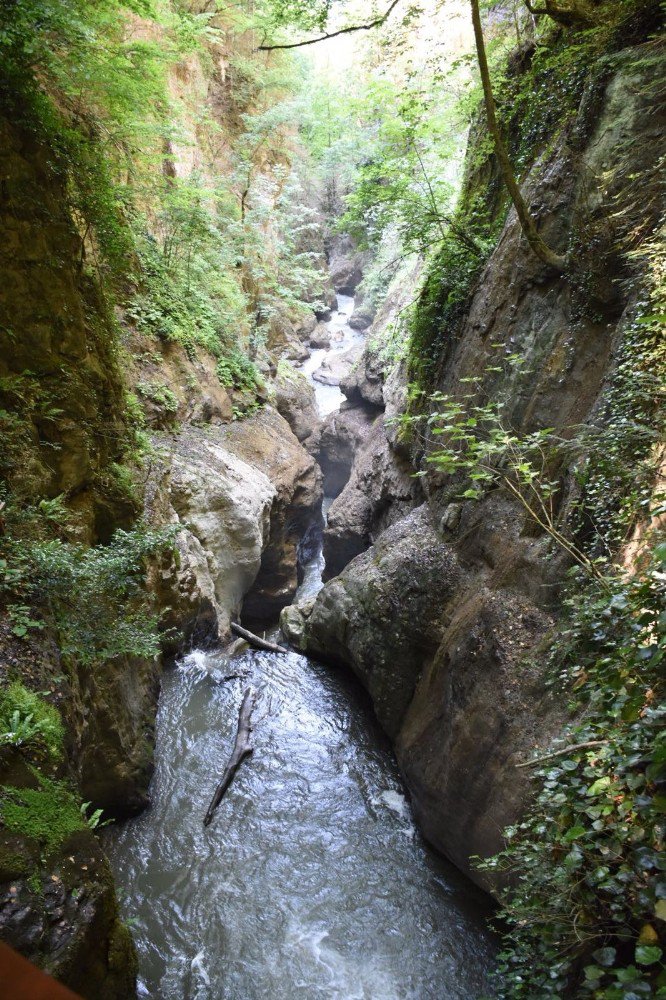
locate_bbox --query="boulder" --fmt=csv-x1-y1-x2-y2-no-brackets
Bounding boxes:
348,304,374,330
312,344,362,387
339,340,386,408
309,322,331,349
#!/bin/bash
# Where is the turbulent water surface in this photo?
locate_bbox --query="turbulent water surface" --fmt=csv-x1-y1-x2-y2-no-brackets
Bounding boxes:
105,296,496,999
298,294,365,416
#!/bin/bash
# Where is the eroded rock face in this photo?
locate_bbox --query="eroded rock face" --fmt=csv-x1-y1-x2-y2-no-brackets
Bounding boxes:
313,404,377,497
398,589,557,888
323,415,420,579
273,366,321,445
72,653,162,818
290,507,465,736
284,49,664,895
0,819,137,1000
224,408,322,622
152,407,322,635
283,504,559,891
328,234,367,294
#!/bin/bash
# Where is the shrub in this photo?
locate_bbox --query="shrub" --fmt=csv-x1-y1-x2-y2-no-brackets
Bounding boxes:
0,682,64,761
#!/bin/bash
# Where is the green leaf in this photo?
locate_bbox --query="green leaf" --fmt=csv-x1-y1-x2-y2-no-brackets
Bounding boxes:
592,947,616,967
635,945,662,966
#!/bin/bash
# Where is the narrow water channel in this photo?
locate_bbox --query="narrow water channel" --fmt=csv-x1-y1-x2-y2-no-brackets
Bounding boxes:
105,297,497,999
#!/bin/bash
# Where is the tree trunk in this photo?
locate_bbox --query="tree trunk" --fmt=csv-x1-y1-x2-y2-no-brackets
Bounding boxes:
230,621,290,654
469,0,565,271
203,687,256,826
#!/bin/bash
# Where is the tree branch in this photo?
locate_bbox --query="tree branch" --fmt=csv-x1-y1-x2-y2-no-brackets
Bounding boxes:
469,0,565,270
516,739,609,768
258,0,402,51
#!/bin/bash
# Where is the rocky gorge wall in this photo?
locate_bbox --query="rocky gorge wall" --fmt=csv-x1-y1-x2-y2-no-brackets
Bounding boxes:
282,41,666,892
0,18,328,994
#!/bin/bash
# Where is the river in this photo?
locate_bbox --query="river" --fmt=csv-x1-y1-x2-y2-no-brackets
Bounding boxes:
105,296,497,999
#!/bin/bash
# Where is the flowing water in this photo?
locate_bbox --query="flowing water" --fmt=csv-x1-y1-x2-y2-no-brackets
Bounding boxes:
105,296,497,999
298,294,365,416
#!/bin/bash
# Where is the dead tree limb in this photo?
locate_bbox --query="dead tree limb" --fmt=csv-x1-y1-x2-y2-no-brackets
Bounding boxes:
515,739,609,768
203,687,256,827
258,0,401,50
230,621,289,654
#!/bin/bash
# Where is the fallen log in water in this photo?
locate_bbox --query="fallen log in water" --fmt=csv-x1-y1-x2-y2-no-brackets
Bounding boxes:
230,621,289,654
203,687,256,827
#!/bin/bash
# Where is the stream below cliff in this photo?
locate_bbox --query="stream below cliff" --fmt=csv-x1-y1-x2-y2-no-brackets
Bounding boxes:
105,296,497,998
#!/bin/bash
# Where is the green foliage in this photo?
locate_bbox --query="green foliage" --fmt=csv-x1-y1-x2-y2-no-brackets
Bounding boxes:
258,0,334,32
1,771,86,856
481,545,666,997
340,77,459,254
407,208,497,381
126,185,250,358
136,381,179,415
0,683,64,760
1,518,175,665
572,246,666,556
80,801,111,830
216,349,263,395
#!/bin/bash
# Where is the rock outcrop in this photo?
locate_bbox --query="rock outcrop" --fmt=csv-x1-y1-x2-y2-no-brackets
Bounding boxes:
323,415,420,579
327,234,367,294
151,406,322,638
0,821,137,1000
282,46,665,893
313,404,377,497
273,366,321,445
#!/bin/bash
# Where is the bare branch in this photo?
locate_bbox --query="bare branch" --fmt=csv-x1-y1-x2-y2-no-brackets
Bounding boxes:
516,740,609,768
258,0,402,51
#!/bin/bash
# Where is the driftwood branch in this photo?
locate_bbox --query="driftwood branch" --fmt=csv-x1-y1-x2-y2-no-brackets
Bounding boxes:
516,739,609,769
230,621,289,654
203,687,256,826
258,0,401,50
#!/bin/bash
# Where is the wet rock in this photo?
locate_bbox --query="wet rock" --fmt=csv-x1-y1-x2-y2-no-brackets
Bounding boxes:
339,340,386,408
309,322,331,349
315,405,376,497
289,506,559,893
288,507,465,736
72,652,161,818
0,829,138,998
279,597,315,648
312,345,362,387
323,416,420,579
348,304,375,330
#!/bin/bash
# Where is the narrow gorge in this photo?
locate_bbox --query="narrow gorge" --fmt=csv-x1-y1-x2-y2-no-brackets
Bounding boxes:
0,2,664,999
